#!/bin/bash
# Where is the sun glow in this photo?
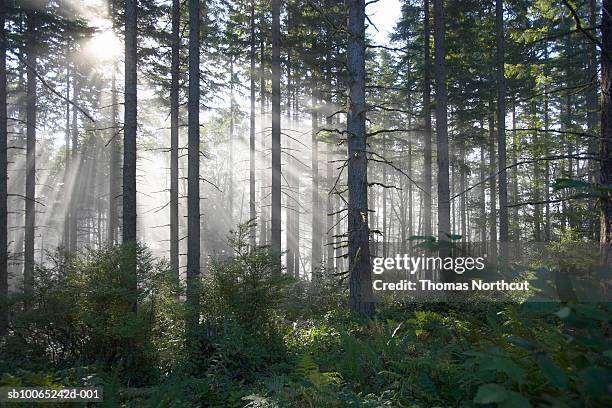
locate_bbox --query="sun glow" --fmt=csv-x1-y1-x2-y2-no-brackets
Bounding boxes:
84,29,121,62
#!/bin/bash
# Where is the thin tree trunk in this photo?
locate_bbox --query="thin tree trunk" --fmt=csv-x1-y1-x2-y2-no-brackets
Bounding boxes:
249,1,256,246
480,141,486,244
63,58,70,248
311,89,320,277
186,0,201,339
488,109,497,258
69,71,79,251
433,0,451,279
423,0,432,236
382,133,387,257
496,0,508,259
286,51,294,276
259,33,267,246
588,0,599,240
0,0,7,335
24,9,37,300
228,58,235,226
347,0,374,316
326,93,334,271
169,0,180,279
271,0,281,271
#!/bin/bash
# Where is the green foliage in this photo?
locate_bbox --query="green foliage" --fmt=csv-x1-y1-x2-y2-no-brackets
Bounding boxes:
0,244,182,386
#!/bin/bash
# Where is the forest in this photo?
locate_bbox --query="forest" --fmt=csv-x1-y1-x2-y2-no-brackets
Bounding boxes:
0,0,611,406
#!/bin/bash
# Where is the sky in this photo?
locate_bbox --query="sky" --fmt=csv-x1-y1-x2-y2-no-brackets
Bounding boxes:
367,0,403,46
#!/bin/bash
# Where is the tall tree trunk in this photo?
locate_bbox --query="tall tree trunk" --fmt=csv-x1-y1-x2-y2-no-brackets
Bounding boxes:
63,60,70,248
600,0,612,266
512,103,519,253
169,0,180,280
544,92,551,240
271,0,281,271
186,0,201,339
123,0,137,244
259,34,267,245
249,1,256,246
293,91,301,277
496,0,508,259
24,9,37,300
423,0,433,236
228,58,235,226
488,109,497,258
382,133,388,257
311,90,320,278
587,0,599,240
532,101,541,241
69,72,79,251
433,0,451,279
347,0,374,316
0,0,7,335
286,53,294,276
480,141,486,244
326,86,334,271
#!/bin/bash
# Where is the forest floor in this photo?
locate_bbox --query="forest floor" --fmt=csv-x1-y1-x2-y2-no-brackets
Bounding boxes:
0,244,610,407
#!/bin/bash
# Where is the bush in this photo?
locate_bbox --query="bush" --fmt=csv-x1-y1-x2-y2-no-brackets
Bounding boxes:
0,244,182,386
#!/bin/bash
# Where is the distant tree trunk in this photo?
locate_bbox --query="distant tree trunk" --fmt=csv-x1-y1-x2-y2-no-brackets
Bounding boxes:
382,133,388,257
496,0,508,259
326,91,334,271
270,0,281,271
488,109,497,258
228,58,235,226
532,101,541,241
408,141,414,246
249,1,256,246
347,0,374,316
169,0,180,279
512,103,519,252
286,52,294,276
69,71,79,251
587,0,599,240
311,90,321,278
459,150,466,244
544,91,551,240
24,9,37,299
433,0,451,279
423,0,432,236
186,0,201,339
480,141,486,244
600,0,612,266
0,0,8,335
63,60,70,248
123,0,137,244
259,34,267,246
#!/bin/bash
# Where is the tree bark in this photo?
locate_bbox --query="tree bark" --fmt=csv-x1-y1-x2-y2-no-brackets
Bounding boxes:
433,0,451,280
24,9,37,299
588,0,599,240
249,1,256,246
496,0,508,259
271,0,281,271
123,0,137,244
488,109,497,258
186,0,201,339
63,59,70,248
311,90,320,278
169,0,180,280
423,0,432,236
0,0,8,335
347,0,374,316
